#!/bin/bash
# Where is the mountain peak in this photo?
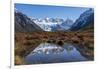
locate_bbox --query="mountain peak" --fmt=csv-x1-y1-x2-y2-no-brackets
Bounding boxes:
70,8,94,31
15,9,43,32
14,8,20,13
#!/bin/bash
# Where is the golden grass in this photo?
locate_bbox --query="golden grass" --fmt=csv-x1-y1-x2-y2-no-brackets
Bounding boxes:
15,55,24,65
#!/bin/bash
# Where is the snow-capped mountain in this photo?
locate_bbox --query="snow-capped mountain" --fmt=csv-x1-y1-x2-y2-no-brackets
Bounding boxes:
32,18,64,31
15,9,43,32
70,8,94,31
59,19,74,30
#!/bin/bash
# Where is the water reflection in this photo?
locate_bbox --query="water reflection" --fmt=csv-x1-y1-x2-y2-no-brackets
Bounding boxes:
25,43,87,64
31,43,64,55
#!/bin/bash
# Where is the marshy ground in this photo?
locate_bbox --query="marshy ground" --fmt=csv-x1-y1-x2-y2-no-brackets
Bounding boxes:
15,31,94,65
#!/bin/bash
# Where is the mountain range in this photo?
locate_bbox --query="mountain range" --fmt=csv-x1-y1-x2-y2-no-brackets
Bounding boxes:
15,8,94,32
32,17,64,31
32,18,74,31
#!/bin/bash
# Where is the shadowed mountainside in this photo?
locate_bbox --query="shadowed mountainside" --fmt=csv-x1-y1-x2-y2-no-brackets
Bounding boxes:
15,9,43,32
70,8,94,31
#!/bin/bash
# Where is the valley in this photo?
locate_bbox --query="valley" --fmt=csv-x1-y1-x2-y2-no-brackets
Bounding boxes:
14,4,94,65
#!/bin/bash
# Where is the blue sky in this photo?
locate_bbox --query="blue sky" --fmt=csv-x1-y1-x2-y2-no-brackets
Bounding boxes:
15,3,91,22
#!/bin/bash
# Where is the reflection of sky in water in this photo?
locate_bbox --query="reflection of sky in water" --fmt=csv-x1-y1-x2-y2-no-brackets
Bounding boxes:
25,43,87,64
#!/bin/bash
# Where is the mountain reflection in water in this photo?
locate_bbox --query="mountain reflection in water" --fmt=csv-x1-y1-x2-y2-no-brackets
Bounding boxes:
25,43,87,64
